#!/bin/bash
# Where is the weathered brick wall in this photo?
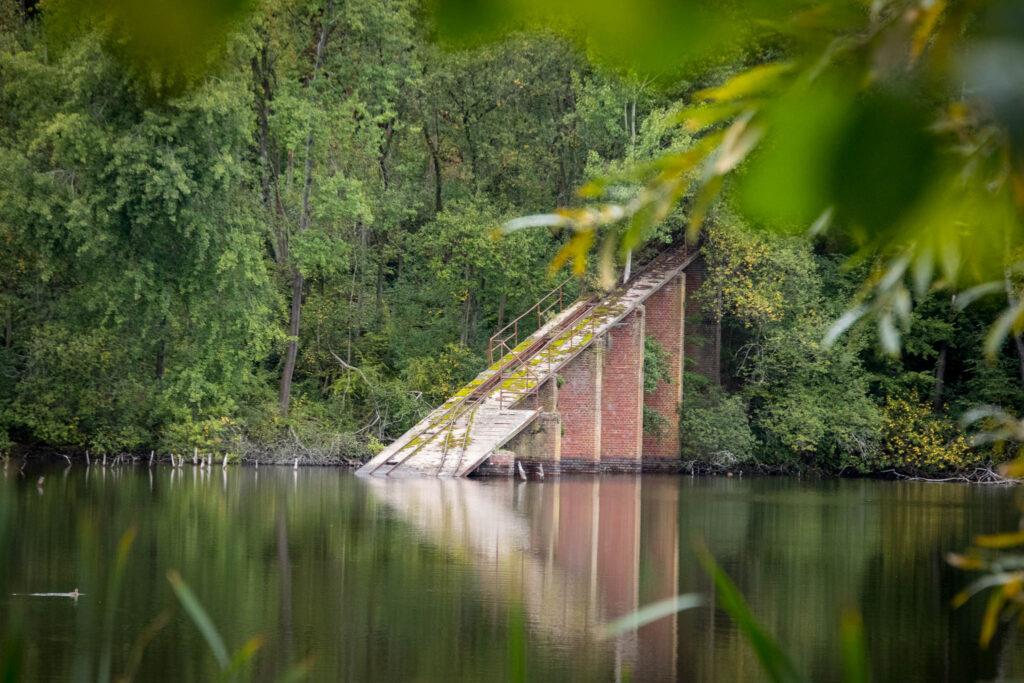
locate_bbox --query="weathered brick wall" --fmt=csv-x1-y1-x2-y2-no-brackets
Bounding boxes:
643,274,685,462
491,250,721,474
683,253,721,384
600,307,644,467
558,342,603,463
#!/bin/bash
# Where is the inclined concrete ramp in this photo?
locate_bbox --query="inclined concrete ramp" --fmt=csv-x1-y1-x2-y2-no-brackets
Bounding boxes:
357,247,694,478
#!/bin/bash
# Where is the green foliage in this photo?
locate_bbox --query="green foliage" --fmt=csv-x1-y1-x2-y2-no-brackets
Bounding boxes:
44,0,254,94
699,219,883,469
641,335,672,436
747,321,882,468
869,393,976,474
949,516,1024,651
1,0,1020,475
617,547,874,683
0,25,276,454
600,594,703,638
483,0,1024,368
643,336,671,394
406,343,482,406
0,3,616,456
679,380,756,466
681,212,1010,474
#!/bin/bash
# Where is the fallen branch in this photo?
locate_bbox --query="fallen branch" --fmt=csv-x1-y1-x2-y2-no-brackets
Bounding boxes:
883,466,1021,485
328,348,383,437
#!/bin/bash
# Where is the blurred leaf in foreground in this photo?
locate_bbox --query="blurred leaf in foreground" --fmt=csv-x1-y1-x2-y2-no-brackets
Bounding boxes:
478,0,1024,356
167,568,266,681
44,0,255,93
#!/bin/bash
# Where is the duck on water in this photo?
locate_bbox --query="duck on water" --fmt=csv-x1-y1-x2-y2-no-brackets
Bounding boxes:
11,589,82,602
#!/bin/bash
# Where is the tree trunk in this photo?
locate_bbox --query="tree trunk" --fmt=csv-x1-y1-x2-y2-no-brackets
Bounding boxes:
933,293,957,411
277,515,294,663
1004,251,1024,387
423,114,443,214
932,342,947,412
1013,333,1024,387
714,284,723,385
375,256,384,321
279,269,304,414
462,113,480,192
155,340,166,381
346,224,361,364
460,264,472,347
251,42,286,263
252,45,274,213
279,8,330,415
460,295,472,348
630,99,637,148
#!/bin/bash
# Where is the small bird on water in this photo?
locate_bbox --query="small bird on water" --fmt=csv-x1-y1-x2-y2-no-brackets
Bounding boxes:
12,588,82,602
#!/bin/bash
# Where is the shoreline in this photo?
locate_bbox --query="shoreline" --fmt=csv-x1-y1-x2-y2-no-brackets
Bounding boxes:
5,450,1019,485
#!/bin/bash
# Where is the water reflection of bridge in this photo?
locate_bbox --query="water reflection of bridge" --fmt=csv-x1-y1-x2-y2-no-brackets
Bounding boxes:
364,475,682,681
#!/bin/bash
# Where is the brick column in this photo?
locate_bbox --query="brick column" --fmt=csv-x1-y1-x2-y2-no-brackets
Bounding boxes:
559,342,603,466
643,273,684,462
601,307,645,469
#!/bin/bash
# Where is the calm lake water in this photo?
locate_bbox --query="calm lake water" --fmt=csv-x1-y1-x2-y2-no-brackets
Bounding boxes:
1,464,1023,681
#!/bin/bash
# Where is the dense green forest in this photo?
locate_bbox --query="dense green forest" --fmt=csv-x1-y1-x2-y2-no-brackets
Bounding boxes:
1,0,1022,473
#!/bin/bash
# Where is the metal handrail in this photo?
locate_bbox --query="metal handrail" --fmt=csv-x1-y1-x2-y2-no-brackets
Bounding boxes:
380,278,593,473
494,299,599,410
496,345,542,409
488,275,578,366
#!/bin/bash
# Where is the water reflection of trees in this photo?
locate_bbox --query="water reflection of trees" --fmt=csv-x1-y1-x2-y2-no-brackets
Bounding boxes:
4,467,1024,681
673,478,1024,682
373,475,1024,682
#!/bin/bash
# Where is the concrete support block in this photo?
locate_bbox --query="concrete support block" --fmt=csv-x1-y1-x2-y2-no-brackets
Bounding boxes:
505,411,561,476
643,273,685,462
537,376,558,413
474,449,514,477
601,306,644,468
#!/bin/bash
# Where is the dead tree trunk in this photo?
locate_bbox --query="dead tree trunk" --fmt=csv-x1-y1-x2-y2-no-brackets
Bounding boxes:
423,113,443,214
279,6,330,415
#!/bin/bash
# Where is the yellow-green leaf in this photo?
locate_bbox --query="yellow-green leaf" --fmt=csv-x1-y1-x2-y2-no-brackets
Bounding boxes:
695,62,793,103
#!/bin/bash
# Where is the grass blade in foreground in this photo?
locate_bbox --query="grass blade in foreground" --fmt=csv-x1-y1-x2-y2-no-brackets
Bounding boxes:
696,546,808,683
600,594,704,638
840,609,871,683
166,570,231,669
